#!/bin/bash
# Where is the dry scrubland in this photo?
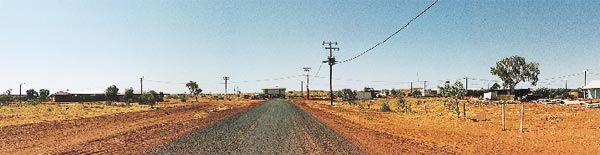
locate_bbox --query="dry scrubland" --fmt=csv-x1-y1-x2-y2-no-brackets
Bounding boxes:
300,98,600,154
0,97,260,154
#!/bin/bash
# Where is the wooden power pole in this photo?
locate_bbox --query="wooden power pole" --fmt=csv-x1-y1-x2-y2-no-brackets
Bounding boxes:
322,41,339,106
303,67,311,100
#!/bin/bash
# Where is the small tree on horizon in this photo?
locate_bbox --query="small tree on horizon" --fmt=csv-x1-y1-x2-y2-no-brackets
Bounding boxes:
105,85,119,102
490,83,501,90
490,55,540,96
26,89,39,100
38,89,50,101
123,88,134,105
186,81,202,102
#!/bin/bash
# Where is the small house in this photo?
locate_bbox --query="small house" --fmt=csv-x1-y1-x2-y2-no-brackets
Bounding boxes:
583,81,600,99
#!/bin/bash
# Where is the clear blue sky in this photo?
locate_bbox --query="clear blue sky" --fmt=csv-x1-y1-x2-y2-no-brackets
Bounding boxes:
2,0,600,94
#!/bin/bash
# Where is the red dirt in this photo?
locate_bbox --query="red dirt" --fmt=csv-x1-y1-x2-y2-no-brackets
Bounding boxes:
294,100,457,154
0,101,260,154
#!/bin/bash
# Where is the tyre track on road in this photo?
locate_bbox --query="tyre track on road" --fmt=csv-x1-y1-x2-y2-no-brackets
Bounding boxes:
153,99,362,154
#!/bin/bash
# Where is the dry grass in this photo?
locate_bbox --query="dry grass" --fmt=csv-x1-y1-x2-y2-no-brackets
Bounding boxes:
305,98,600,154
0,96,258,127
0,103,150,127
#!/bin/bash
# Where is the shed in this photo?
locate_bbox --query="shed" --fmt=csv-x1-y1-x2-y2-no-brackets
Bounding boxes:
262,87,286,98
583,81,600,99
356,91,373,100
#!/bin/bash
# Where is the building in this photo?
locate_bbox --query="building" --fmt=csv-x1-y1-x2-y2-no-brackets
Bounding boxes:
50,91,165,102
488,89,531,100
583,81,600,99
356,91,373,100
262,87,286,98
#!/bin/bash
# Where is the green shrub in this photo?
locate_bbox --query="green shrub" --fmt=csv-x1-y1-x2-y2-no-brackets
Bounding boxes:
380,100,391,112
397,96,411,113
139,92,157,108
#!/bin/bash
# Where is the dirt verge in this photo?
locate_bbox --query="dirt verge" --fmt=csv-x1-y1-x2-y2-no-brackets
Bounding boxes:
0,101,260,154
294,100,458,154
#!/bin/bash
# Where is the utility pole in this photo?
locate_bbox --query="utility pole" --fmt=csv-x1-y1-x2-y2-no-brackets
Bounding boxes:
303,67,311,100
410,82,413,95
19,83,24,104
140,76,144,94
465,77,468,96
223,76,230,94
301,81,304,98
423,81,428,97
322,41,339,106
584,69,588,98
565,79,568,89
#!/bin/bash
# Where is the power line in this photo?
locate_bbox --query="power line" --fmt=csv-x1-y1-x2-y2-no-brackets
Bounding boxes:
338,0,439,64
314,62,324,77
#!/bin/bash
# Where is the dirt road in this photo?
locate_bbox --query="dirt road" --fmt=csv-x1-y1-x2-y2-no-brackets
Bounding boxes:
153,99,362,154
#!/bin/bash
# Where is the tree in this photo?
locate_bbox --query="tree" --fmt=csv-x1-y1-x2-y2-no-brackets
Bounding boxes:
390,89,398,97
0,89,13,104
340,89,356,101
438,81,465,117
490,83,501,90
186,81,202,102
123,88,134,104
490,55,540,95
39,89,50,101
105,85,119,102
26,89,39,100
139,92,157,108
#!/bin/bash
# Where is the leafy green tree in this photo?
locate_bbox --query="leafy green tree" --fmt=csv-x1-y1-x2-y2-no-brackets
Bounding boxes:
390,89,398,97
411,90,422,97
490,55,540,95
26,89,39,100
186,81,202,102
139,91,157,108
0,89,13,104
105,85,119,102
438,81,465,117
38,89,50,101
490,83,501,90
532,88,550,98
123,88,134,104
340,89,356,101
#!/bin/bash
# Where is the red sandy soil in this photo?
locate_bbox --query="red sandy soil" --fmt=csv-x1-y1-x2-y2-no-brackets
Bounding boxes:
0,101,260,154
295,98,600,154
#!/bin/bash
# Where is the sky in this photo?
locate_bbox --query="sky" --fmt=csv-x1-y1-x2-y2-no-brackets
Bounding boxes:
2,0,600,94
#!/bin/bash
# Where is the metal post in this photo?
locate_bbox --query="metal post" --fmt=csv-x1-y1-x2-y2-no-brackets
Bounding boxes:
19,83,23,104
465,77,468,96
140,76,144,94
223,77,229,94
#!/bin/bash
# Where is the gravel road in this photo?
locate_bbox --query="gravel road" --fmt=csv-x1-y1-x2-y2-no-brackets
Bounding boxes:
153,99,362,154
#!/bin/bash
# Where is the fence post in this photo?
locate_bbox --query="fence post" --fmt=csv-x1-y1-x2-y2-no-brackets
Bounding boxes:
520,104,524,133
502,102,506,131
463,101,467,119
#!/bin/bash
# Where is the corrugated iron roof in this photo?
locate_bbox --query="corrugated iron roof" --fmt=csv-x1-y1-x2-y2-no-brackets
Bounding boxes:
584,80,600,89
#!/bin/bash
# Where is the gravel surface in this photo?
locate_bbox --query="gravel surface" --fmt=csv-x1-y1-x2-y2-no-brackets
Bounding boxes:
153,99,363,155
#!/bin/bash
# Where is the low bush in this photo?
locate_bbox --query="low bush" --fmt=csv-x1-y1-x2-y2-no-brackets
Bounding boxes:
380,100,391,112
397,97,412,113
